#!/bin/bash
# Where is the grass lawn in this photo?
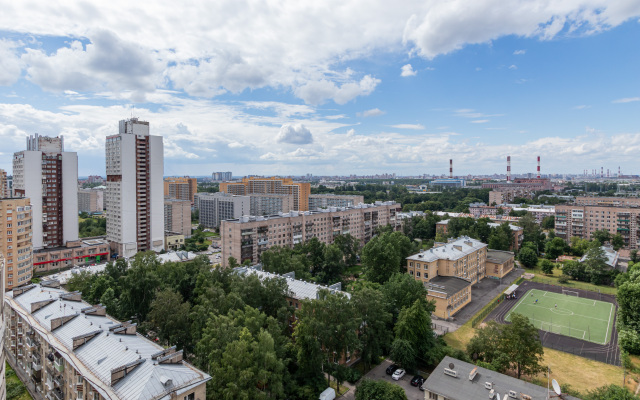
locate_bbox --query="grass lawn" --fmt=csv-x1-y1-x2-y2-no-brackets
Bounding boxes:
328,380,349,396
523,257,617,295
5,362,32,400
506,289,615,344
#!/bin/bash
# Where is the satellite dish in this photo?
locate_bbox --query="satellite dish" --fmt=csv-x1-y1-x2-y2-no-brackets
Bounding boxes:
449,363,455,369
552,379,561,395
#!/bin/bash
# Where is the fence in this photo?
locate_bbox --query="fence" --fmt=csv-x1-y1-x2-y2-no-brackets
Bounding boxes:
471,295,503,327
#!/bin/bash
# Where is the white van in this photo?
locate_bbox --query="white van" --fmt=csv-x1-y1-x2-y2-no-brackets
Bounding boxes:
319,387,336,400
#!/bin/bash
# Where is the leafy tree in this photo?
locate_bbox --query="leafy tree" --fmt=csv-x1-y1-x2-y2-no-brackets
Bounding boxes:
352,287,393,370
488,222,513,251
361,231,413,284
317,244,346,284
612,234,625,251
390,339,417,371
394,299,439,365
583,245,609,285
518,213,545,252
333,234,360,266
540,259,555,274
148,288,191,350
544,237,567,260
592,229,611,245
502,313,544,378
467,321,510,372
381,273,428,322
541,215,555,230
570,237,592,257
517,247,538,269
562,260,589,282
355,379,408,400
631,250,639,263
584,385,639,400
118,252,162,321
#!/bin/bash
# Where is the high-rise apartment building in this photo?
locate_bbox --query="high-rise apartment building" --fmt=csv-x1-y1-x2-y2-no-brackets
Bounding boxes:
249,193,295,216
164,198,192,237
308,194,365,210
106,118,164,258
197,192,250,229
0,252,5,400
13,134,78,250
212,171,233,182
164,176,197,203
220,177,311,211
220,201,402,266
0,168,9,198
78,188,104,213
0,197,33,289
5,282,210,400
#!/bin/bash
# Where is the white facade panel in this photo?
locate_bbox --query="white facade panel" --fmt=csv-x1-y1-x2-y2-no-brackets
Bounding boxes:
120,134,138,256
22,152,43,250
61,152,79,242
149,135,164,251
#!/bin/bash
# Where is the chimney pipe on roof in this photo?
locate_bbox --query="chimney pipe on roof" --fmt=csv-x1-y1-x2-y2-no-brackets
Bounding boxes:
537,156,540,179
507,156,511,182
449,159,453,179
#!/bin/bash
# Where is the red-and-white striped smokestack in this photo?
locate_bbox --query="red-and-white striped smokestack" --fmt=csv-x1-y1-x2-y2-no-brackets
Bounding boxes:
537,156,540,179
449,159,453,178
507,156,511,182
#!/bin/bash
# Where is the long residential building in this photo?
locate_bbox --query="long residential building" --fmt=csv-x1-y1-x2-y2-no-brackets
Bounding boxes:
0,198,33,289
220,177,311,211
78,188,104,213
0,168,8,198
556,201,640,250
249,193,294,216
196,192,250,229
0,252,6,400
211,171,232,182
4,282,210,400
308,194,364,210
106,118,164,258
33,237,110,274
164,176,197,203
221,201,402,267
482,177,552,190
164,198,192,237
13,134,78,250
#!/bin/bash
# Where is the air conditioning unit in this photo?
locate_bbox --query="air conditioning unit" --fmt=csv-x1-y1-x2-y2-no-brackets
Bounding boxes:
509,390,517,398
443,367,457,378
485,382,493,390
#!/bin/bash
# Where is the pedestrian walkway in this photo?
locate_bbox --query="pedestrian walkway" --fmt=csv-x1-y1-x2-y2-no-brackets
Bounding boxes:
324,372,356,399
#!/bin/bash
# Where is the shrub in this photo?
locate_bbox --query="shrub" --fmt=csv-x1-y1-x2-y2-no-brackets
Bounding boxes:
558,274,570,284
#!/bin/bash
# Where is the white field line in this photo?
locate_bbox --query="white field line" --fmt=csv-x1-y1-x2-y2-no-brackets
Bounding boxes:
505,288,534,321
528,317,587,337
542,291,596,306
605,302,614,344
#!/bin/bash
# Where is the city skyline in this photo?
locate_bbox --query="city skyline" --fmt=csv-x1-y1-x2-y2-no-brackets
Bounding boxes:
0,2,639,176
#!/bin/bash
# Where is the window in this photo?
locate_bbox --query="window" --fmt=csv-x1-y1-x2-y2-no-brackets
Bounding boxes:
184,394,195,400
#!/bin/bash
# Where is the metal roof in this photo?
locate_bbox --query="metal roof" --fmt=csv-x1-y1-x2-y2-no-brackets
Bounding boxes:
407,236,487,263
6,284,210,400
423,356,582,400
486,249,516,264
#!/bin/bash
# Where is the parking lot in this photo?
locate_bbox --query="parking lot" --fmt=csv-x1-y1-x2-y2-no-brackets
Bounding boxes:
360,359,426,400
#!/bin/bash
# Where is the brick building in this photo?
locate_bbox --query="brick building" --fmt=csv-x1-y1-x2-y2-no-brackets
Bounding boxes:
220,177,311,211
164,176,198,204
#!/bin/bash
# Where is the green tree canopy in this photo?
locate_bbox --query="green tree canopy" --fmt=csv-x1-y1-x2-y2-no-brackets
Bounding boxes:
355,379,408,400
361,231,414,284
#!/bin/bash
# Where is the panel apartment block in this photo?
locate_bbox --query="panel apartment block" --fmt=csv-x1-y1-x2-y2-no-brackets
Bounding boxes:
78,188,104,213
0,252,4,399
164,176,197,203
220,201,402,266
555,202,640,250
13,134,78,250
0,198,33,289
220,177,311,211
308,194,365,210
249,193,294,216
196,192,250,229
212,171,232,182
164,198,192,237
0,168,8,198
106,118,164,258
5,283,210,400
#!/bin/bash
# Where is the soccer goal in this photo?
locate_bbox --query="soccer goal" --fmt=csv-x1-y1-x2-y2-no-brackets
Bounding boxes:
563,289,579,297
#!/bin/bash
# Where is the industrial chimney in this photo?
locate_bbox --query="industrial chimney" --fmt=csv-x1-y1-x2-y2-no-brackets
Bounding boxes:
537,156,540,179
601,167,603,179
450,159,453,179
507,156,511,182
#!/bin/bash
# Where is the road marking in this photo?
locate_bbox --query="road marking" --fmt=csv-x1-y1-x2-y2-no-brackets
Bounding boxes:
605,301,614,344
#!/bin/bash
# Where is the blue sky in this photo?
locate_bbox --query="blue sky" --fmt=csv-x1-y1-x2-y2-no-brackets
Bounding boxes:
0,1,639,177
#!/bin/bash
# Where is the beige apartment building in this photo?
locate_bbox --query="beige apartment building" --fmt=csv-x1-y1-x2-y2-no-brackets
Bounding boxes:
78,188,104,213
489,187,537,205
164,198,192,237
221,201,402,266
0,197,33,289
556,202,640,250
406,237,507,319
220,177,311,211
0,168,9,198
308,194,365,210
4,282,210,400
164,176,198,204
0,252,5,399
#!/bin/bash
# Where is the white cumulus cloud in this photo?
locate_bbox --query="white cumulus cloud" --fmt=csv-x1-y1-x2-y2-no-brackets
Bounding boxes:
358,108,386,117
276,123,314,145
401,64,417,77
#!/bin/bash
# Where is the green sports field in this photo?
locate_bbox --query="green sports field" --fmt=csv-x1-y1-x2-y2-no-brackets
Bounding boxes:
504,289,615,345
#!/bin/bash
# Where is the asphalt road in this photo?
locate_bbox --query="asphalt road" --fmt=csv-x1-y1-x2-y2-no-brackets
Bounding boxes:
361,359,426,400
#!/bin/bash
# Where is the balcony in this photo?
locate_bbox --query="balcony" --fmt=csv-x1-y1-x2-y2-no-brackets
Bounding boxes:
54,359,64,373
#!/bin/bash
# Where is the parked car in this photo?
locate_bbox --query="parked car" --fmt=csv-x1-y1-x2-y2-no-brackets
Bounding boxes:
410,375,425,387
385,364,399,375
392,369,406,381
